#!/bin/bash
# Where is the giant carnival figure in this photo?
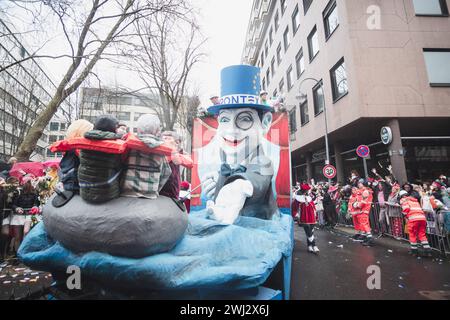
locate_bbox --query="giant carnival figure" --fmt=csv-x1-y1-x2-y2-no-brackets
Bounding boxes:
200,65,280,223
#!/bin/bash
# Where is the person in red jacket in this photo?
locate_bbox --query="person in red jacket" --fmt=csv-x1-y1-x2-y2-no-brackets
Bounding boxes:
295,183,319,254
399,190,432,257
348,187,364,241
354,182,374,246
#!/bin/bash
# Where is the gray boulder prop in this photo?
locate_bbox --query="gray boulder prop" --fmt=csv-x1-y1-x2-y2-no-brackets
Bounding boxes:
43,195,188,258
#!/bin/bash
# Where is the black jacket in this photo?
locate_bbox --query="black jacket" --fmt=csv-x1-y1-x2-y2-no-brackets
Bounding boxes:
12,192,39,212
59,150,80,192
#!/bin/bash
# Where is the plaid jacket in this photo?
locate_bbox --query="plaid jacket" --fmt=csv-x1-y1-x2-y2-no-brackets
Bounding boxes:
121,134,172,199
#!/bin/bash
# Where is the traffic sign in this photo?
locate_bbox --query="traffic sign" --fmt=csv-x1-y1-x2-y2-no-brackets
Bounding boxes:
380,126,393,145
323,164,337,179
356,145,370,158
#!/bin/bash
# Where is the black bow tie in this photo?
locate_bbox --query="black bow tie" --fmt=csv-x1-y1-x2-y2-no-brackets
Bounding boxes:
220,164,247,177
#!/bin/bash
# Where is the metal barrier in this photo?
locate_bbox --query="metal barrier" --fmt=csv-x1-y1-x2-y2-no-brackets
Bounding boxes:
335,200,450,256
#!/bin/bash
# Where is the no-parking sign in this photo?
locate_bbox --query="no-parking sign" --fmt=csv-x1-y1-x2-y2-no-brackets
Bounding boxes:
323,164,337,179
356,145,370,158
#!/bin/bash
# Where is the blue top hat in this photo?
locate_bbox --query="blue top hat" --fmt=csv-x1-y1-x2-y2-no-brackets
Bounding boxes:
207,65,273,115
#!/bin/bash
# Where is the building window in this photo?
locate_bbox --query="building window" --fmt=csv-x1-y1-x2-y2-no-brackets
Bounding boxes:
273,89,278,98
266,68,270,86
262,78,266,91
274,10,280,31
330,58,348,101
117,112,131,121
307,26,319,61
264,40,269,57
269,27,274,45
286,65,293,91
46,149,55,157
20,46,26,58
292,4,300,35
413,0,449,16
281,0,287,15
271,57,276,76
313,80,324,115
289,108,297,135
300,99,309,126
295,48,305,78
49,122,59,131
48,135,58,144
283,26,290,52
423,49,450,86
60,123,66,131
323,0,339,39
276,43,282,65
260,52,265,67
279,78,285,94
303,0,313,15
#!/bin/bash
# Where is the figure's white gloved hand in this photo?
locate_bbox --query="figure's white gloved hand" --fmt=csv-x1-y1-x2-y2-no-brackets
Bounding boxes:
209,179,254,225
203,171,219,199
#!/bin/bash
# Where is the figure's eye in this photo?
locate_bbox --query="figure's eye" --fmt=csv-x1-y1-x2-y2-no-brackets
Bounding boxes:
219,116,230,123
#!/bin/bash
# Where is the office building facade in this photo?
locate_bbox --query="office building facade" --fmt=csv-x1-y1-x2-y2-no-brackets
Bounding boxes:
0,16,73,161
242,0,450,184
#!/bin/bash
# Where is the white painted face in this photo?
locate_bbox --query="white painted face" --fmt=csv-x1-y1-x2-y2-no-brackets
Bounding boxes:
217,108,272,165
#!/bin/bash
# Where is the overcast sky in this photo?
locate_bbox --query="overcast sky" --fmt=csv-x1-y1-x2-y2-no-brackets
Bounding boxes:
5,0,253,109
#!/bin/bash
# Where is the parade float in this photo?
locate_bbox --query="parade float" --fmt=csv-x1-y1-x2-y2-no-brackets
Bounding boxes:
17,65,294,300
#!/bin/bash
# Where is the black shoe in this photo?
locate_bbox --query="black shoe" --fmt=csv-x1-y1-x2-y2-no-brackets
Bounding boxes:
362,237,374,246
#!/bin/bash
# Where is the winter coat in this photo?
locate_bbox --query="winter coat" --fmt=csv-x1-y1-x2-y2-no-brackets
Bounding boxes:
12,192,40,213
59,150,80,192
400,196,426,222
78,130,123,203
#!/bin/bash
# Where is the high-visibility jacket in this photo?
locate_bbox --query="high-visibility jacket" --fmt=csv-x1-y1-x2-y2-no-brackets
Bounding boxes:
359,188,373,214
348,191,362,215
351,188,372,215
400,196,426,222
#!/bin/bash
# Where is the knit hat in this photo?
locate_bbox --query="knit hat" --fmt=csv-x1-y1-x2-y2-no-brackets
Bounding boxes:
136,114,161,136
399,190,408,198
300,183,311,191
94,115,119,133
65,119,94,139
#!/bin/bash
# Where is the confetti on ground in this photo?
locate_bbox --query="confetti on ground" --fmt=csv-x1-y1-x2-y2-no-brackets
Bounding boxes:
388,250,393,253
3,281,11,284
328,242,333,244
11,274,18,278
398,284,404,288
337,245,343,248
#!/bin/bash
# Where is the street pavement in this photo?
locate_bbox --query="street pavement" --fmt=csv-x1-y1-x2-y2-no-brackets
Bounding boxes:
0,257,52,300
291,225,450,300
1,225,449,300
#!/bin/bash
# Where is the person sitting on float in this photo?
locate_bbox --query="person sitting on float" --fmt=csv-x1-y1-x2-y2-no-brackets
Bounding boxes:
159,131,186,200
53,119,94,207
78,115,123,203
121,114,172,200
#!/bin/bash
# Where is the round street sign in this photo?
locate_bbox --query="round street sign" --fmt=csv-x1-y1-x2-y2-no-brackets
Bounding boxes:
356,145,370,158
323,164,337,179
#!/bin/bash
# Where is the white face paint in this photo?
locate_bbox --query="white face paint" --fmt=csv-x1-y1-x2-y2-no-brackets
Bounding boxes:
217,108,272,165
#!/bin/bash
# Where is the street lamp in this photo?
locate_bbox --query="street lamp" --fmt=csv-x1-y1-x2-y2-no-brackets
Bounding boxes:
296,77,331,183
